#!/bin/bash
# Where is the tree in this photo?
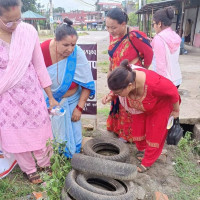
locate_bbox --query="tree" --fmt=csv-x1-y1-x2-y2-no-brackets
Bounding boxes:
21,0,37,12
128,12,138,27
54,7,65,13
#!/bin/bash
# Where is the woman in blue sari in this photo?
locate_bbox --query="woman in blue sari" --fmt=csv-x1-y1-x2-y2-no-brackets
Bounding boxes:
41,18,95,158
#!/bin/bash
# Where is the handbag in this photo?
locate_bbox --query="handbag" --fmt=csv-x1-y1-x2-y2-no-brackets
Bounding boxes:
167,118,183,145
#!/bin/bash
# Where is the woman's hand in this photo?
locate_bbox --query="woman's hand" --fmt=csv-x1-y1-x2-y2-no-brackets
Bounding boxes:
49,97,59,110
102,94,113,105
72,108,82,122
170,110,179,119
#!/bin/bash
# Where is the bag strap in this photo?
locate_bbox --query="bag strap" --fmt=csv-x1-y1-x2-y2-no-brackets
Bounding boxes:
108,33,129,58
127,27,140,58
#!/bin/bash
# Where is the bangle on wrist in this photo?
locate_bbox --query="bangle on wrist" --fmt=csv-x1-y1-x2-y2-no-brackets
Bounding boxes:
76,105,83,113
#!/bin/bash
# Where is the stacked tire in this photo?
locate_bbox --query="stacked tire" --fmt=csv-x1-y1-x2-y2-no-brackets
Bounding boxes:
62,137,138,200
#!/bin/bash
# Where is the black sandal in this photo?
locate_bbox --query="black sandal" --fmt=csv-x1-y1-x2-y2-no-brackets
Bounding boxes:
136,151,144,161
25,172,43,184
38,166,52,176
137,164,150,173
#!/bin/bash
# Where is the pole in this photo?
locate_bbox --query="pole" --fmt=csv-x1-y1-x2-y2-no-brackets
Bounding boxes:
49,0,54,35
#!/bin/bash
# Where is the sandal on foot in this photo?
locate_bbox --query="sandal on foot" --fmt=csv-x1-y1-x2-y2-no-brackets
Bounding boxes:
25,172,43,184
136,151,144,161
38,166,52,176
137,164,150,173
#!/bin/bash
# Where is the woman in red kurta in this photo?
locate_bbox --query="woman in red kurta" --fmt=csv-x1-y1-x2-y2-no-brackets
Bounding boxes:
102,59,180,172
105,8,153,138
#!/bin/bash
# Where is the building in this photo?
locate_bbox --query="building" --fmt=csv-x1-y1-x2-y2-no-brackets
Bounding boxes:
85,11,104,30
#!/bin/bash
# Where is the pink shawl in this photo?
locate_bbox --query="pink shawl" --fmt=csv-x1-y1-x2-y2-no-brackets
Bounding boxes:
0,22,37,95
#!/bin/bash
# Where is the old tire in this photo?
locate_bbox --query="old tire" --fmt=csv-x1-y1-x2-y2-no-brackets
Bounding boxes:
76,173,126,196
61,188,75,200
71,154,137,181
82,137,130,162
65,170,136,200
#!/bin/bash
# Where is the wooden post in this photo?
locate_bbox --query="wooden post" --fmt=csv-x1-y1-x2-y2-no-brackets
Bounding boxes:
179,0,185,37
150,8,154,39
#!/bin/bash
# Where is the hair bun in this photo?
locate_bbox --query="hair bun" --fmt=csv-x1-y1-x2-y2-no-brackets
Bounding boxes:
165,7,174,20
63,18,73,26
120,59,132,72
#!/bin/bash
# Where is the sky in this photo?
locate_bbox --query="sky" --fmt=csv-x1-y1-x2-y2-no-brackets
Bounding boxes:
39,0,123,12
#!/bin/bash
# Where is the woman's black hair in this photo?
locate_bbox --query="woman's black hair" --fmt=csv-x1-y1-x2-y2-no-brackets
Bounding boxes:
153,6,175,27
106,8,129,24
55,18,78,41
0,0,21,15
108,59,136,91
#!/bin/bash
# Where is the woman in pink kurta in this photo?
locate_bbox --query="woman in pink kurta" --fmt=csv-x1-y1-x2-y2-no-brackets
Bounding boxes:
0,0,58,183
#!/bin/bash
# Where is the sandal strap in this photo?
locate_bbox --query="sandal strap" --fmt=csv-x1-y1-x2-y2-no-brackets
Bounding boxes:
27,172,41,181
138,164,149,173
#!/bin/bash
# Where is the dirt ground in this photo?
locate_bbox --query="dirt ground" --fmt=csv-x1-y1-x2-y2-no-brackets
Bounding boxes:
79,31,199,200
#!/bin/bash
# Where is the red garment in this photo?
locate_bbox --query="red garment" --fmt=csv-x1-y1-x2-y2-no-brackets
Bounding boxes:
41,39,77,90
108,31,153,70
119,69,179,167
107,31,153,136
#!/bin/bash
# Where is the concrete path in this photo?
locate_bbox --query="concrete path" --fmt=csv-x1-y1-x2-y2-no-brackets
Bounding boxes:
179,45,200,125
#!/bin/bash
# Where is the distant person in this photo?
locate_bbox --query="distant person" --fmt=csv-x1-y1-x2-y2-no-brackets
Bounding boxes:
184,19,192,43
102,59,180,172
41,18,95,158
151,6,182,88
104,7,153,140
0,0,58,183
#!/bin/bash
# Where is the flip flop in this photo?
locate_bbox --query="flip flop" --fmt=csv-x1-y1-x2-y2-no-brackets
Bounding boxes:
137,164,150,173
136,150,145,161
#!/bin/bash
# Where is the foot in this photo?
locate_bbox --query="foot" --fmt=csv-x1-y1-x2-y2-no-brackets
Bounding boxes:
38,166,52,176
137,164,149,173
136,151,144,161
26,172,43,184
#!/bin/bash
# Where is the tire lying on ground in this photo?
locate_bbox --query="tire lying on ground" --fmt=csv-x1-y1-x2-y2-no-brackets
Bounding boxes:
76,173,126,196
82,137,130,162
61,188,75,200
64,170,137,200
71,154,137,181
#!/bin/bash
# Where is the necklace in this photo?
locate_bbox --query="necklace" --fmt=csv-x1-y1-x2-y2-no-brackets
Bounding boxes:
55,42,60,85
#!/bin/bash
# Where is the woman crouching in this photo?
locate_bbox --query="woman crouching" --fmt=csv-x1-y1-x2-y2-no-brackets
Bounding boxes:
102,59,180,172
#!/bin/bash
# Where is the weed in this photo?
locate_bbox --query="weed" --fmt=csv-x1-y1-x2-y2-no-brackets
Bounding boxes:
97,107,110,117
97,61,109,73
173,132,200,200
102,50,108,54
41,141,71,200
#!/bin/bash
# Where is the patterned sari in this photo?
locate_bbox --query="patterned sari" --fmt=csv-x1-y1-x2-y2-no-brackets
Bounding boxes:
45,45,95,158
107,30,153,139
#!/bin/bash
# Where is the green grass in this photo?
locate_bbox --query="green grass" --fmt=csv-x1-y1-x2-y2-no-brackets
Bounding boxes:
78,32,89,36
97,61,109,73
172,132,200,200
102,50,108,55
0,142,72,200
97,107,110,117
0,167,40,199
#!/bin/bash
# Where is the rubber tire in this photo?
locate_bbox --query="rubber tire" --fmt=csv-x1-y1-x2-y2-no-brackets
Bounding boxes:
65,170,137,200
71,154,137,181
82,137,130,162
76,173,126,196
61,188,74,200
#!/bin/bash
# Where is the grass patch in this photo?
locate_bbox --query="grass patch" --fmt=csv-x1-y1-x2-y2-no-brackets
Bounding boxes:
0,142,71,200
173,132,200,200
97,107,110,117
102,50,108,55
98,61,109,73
78,32,89,36
0,167,40,199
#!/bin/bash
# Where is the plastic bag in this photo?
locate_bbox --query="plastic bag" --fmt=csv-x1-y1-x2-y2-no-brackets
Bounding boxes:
167,118,183,145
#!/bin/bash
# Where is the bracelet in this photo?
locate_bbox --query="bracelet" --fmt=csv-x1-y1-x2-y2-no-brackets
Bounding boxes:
76,105,83,113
